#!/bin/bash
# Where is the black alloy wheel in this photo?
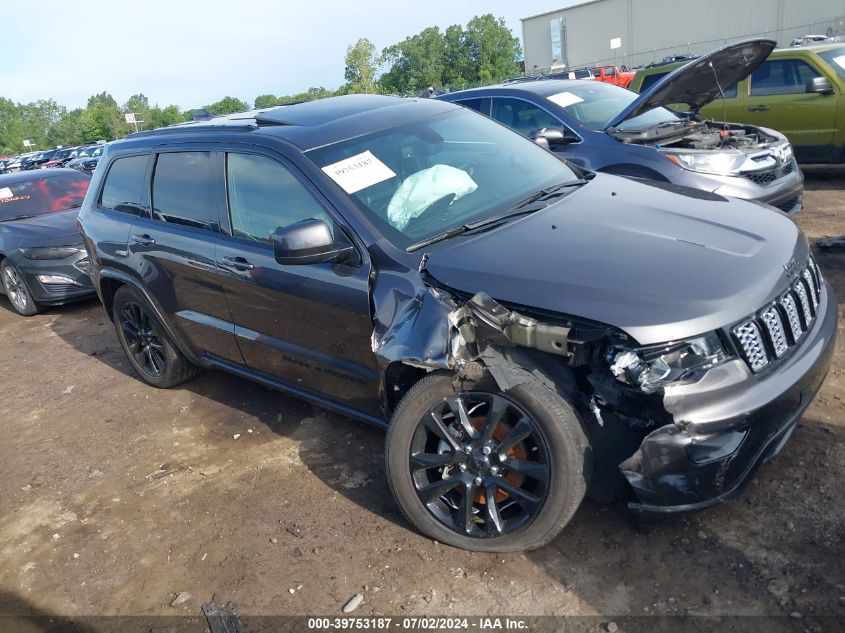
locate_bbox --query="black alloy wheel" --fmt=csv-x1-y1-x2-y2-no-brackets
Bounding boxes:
410,392,550,538
119,300,167,377
111,285,198,389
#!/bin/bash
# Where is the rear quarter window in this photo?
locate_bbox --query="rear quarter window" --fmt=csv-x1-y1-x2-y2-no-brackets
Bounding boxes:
100,155,149,214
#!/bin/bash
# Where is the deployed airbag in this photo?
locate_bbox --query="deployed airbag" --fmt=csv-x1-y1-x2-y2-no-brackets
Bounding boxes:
387,164,477,230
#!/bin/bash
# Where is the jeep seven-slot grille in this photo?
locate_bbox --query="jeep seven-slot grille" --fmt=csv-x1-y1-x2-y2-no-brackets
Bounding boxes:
731,257,823,373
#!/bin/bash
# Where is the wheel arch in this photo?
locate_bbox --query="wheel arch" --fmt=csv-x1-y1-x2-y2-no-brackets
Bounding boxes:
98,268,200,365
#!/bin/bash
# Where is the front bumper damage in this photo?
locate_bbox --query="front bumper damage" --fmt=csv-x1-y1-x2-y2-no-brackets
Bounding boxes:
622,281,837,514
369,250,837,515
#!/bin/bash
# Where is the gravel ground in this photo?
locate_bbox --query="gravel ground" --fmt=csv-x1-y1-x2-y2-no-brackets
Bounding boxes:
0,170,843,632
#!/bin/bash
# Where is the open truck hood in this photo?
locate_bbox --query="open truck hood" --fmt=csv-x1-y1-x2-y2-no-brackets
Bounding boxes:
424,174,804,346
606,39,775,129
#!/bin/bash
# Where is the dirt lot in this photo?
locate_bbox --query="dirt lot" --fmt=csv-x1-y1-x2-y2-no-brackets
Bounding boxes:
1,170,844,630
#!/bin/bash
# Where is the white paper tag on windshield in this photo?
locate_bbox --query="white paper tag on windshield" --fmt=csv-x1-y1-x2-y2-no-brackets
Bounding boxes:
0,187,13,199
321,150,396,194
547,91,584,108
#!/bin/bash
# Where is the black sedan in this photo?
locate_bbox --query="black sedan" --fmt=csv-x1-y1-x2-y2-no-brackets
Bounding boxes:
0,169,95,315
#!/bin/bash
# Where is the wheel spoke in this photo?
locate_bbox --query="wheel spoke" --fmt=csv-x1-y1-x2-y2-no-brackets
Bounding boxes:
492,477,541,514
445,395,476,439
497,416,534,455
424,411,462,452
480,396,509,445
457,481,476,534
410,451,459,472
484,483,504,535
503,459,549,482
417,476,463,503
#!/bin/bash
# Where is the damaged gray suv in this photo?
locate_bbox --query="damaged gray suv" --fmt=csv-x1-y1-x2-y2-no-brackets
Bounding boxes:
78,95,837,552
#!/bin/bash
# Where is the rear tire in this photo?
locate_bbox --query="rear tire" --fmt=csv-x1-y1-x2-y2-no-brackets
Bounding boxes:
386,371,588,551
1,261,39,316
112,285,198,388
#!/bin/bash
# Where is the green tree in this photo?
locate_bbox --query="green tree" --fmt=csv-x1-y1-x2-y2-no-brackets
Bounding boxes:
203,96,250,116
379,27,446,95
254,94,279,109
344,38,379,93
464,15,522,83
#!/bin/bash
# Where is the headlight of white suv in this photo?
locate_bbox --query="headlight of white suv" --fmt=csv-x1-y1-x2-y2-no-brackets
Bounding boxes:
609,332,729,393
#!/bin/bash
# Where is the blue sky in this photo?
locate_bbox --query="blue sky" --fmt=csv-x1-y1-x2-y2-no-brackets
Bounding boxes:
2,1,573,110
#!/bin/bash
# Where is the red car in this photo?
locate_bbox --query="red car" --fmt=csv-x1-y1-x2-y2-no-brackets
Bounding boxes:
591,65,636,88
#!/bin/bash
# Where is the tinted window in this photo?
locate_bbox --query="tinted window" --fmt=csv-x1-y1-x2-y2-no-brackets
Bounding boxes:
151,152,216,230
226,153,330,243
454,98,485,113
751,59,821,95
639,72,668,92
0,171,90,220
491,98,562,136
100,155,148,213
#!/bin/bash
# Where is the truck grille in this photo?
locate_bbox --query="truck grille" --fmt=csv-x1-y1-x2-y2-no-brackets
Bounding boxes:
731,257,822,373
744,160,794,186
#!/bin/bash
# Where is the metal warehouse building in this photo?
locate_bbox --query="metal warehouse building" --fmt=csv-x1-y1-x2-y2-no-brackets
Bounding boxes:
521,0,845,73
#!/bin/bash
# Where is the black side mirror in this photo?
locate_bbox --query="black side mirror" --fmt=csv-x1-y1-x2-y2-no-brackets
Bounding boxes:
273,218,355,266
806,77,833,94
530,127,577,150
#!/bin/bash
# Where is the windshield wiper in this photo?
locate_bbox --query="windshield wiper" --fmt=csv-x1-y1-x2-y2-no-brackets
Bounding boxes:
406,179,589,252
0,214,34,223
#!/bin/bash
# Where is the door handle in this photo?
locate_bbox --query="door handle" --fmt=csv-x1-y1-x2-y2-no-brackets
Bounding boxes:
131,234,155,246
219,256,254,271
747,105,770,112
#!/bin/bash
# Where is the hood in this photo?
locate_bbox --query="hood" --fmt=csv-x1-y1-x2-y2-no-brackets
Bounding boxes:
424,174,805,346
606,38,775,129
1,209,82,247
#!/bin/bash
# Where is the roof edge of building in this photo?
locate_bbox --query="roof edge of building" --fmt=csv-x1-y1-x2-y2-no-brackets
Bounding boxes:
520,0,605,22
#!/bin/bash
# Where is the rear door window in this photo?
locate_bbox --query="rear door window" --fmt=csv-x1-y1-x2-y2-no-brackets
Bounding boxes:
151,152,216,230
751,59,822,95
100,155,148,214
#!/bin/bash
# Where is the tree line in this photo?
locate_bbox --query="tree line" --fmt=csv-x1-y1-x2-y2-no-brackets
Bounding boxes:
0,14,521,155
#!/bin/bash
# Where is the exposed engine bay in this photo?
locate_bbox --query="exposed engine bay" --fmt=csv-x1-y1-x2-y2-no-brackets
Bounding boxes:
612,119,780,151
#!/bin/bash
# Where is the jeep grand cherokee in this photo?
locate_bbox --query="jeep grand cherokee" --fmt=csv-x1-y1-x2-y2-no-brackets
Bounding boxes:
77,95,837,552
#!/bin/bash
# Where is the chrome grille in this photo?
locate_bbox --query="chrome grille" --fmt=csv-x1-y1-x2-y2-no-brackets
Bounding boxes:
794,281,812,327
803,269,818,308
731,260,822,372
732,321,769,372
781,293,803,343
760,306,788,358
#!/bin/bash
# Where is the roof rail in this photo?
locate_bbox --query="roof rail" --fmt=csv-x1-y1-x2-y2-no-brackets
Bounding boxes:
126,122,258,139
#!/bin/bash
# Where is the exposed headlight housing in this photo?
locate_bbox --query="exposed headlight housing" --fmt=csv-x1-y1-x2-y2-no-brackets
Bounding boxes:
20,244,84,260
609,332,728,393
663,150,747,176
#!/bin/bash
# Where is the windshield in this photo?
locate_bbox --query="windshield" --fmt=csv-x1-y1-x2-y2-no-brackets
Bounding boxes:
818,47,845,81
307,109,578,249
0,172,91,220
546,81,682,131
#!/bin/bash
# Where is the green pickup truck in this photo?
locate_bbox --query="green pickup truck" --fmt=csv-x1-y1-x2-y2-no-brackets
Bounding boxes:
629,44,845,164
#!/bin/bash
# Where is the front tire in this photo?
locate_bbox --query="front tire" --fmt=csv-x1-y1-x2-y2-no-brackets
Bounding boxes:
1,261,39,316
386,371,588,551
112,285,198,388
